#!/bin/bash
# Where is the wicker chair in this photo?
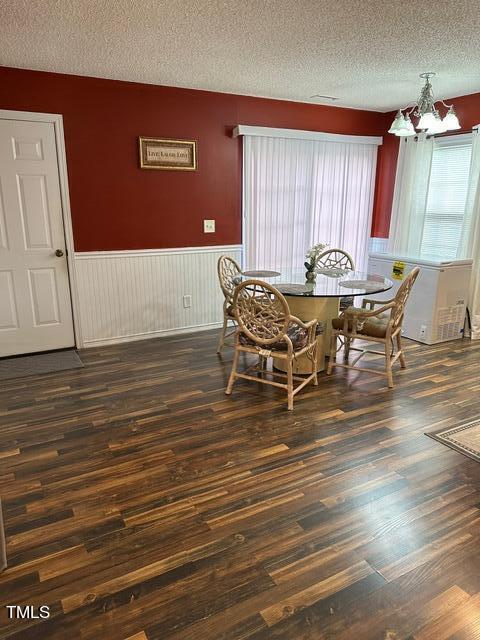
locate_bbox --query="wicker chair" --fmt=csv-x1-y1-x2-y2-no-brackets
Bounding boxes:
225,280,318,410
316,248,355,272
216,255,242,353
316,249,355,311
327,267,420,388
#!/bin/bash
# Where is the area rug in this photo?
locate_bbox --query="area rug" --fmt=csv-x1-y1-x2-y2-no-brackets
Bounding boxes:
0,350,84,381
427,419,480,463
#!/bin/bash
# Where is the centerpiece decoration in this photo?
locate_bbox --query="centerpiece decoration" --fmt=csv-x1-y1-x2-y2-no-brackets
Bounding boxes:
305,243,328,281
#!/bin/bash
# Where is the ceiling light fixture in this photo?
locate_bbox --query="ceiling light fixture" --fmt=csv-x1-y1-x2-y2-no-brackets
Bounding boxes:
388,73,461,137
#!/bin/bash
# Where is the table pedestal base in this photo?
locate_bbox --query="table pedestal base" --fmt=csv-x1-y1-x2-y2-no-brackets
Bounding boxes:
274,297,339,373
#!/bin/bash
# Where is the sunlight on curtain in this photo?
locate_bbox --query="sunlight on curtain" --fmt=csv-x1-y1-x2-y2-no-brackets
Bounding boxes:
243,136,378,273
387,134,434,256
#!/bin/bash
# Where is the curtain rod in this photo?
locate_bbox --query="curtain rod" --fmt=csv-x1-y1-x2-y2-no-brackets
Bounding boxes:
405,127,477,141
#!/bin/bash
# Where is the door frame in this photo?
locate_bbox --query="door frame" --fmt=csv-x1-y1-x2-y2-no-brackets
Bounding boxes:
0,109,83,348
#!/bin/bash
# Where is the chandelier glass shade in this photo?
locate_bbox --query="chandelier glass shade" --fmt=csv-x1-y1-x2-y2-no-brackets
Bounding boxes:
388,73,461,137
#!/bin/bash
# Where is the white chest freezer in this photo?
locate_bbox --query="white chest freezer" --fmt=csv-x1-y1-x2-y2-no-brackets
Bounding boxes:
367,252,473,344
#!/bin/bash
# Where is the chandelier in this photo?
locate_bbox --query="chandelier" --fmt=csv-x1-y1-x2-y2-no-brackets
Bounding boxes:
388,73,461,137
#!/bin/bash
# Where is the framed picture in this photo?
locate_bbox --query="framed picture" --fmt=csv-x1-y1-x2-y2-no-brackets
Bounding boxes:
139,137,197,171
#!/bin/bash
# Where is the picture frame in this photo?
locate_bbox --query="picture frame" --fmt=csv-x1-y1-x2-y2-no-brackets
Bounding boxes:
139,137,197,171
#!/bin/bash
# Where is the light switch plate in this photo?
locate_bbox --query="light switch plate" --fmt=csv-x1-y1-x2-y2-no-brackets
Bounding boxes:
203,219,215,233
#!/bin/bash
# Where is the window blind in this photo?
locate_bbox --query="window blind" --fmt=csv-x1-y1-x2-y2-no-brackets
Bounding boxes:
420,141,472,260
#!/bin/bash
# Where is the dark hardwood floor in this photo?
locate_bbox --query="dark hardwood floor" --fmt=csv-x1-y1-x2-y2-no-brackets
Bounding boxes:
0,330,479,639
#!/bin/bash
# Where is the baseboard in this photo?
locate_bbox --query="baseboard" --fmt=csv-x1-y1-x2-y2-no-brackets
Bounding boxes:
81,321,224,348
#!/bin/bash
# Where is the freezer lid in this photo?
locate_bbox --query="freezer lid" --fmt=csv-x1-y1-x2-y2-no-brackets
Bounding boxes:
368,252,473,267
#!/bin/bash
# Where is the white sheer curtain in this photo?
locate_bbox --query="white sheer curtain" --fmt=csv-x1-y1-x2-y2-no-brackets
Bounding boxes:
243,135,378,273
387,134,434,255
459,129,480,339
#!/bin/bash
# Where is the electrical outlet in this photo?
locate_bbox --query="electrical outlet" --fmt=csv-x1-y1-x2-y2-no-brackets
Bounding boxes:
183,295,192,308
419,324,427,339
203,219,215,233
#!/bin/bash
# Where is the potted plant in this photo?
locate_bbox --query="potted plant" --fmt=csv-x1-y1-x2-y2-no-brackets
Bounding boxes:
305,243,328,281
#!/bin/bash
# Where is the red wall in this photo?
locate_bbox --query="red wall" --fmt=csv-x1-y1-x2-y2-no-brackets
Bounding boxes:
0,66,385,251
372,91,480,238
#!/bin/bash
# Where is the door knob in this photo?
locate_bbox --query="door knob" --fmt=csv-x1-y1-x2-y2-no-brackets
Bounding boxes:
55,249,64,257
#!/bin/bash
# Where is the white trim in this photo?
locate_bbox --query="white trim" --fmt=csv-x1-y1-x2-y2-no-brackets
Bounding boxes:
241,138,247,268
82,321,224,348
74,244,243,260
233,124,382,146
0,109,66,123
0,108,83,348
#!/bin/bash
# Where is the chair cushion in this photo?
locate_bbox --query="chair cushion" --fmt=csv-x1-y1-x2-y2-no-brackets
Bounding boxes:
339,295,354,311
239,322,309,351
332,310,389,338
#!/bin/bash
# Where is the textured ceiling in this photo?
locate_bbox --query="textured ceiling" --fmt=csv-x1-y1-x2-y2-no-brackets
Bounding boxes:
1,0,480,111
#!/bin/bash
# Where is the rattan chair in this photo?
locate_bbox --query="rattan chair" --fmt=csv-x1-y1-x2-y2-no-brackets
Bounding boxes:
216,255,242,353
327,267,420,388
316,248,355,272
316,248,355,311
226,280,318,410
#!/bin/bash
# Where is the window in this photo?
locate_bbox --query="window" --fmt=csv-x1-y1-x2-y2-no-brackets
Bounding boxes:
420,136,472,260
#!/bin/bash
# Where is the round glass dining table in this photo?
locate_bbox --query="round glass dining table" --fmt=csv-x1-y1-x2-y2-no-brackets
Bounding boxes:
241,268,393,373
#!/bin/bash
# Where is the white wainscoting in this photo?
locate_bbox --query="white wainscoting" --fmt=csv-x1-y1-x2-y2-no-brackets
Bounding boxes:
74,245,242,347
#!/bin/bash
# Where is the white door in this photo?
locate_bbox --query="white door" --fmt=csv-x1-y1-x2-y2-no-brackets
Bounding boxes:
0,119,74,357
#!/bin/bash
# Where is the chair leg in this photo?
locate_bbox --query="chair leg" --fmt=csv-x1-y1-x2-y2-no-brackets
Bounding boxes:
327,333,337,375
344,337,351,360
287,356,294,410
225,347,239,395
385,341,394,388
216,311,228,354
312,343,318,386
396,333,406,368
